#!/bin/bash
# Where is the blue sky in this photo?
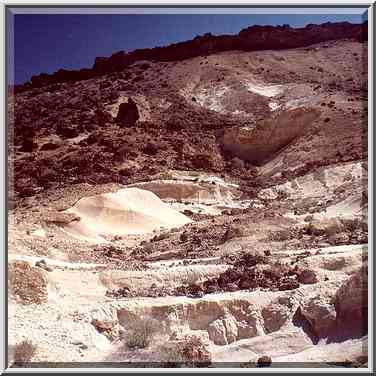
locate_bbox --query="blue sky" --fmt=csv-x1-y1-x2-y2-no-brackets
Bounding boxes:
9,10,368,84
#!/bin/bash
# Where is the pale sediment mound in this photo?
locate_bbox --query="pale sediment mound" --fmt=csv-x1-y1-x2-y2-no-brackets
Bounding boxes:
129,179,241,204
61,188,192,242
244,81,285,97
100,264,229,292
259,161,367,221
260,162,366,201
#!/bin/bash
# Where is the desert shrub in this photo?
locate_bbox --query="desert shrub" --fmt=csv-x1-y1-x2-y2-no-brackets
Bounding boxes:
151,232,170,242
268,229,291,242
9,261,48,305
275,189,289,200
303,221,316,236
158,335,211,367
13,340,37,366
304,215,314,223
123,317,159,349
267,261,291,279
341,218,367,233
156,170,175,180
304,218,348,237
159,346,186,367
223,225,244,242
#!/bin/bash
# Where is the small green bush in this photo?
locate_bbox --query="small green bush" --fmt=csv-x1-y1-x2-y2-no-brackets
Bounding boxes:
124,317,159,349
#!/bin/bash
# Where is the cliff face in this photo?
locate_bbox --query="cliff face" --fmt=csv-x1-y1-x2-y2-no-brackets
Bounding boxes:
221,108,322,165
17,21,367,92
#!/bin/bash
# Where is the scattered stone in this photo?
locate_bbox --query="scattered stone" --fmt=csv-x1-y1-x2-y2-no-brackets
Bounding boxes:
179,231,188,242
91,318,119,340
257,355,272,367
71,340,88,349
35,259,53,272
42,211,80,225
231,157,245,169
106,286,132,299
306,217,343,236
328,232,350,245
56,123,79,139
297,269,318,284
143,142,158,156
300,295,337,338
40,141,62,151
335,265,368,335
262,299,292,333
19,138,37,153
222,225,244,242
208,319,228,345
162,332,212,366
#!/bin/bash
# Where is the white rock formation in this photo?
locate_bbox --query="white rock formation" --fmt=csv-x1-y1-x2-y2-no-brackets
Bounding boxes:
221,107,321,164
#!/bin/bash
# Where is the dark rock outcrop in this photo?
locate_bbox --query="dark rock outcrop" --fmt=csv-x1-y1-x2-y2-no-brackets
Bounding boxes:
115,99,139,127
19,138,37,153
56,122,80,139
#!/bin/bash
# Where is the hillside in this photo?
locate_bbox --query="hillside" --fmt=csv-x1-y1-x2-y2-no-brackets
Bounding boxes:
8,23,368,368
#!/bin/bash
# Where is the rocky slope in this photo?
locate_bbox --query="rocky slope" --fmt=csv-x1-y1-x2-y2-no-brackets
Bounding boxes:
8,22,368,369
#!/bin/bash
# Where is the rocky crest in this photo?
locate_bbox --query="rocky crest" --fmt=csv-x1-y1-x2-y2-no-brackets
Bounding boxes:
15,21,367,92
